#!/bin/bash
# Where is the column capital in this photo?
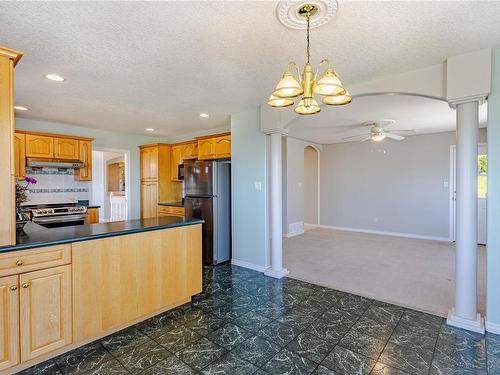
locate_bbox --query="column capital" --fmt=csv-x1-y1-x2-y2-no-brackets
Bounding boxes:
448,94,488,109
263,128,289,136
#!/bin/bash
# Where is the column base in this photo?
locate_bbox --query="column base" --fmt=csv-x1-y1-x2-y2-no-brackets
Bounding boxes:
447,308,485,334
264,268,289,279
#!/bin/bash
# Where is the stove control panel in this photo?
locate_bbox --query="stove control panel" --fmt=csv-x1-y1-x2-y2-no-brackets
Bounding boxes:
31,206,87,217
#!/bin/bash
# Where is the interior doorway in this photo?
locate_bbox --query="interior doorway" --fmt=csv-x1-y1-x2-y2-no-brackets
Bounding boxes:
450,143,487,244
303,146,320,227
91,149,130,222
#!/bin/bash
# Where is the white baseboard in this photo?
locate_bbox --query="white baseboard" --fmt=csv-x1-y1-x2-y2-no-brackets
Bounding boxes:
231,258,269,273
447,308,485,334
304,223,320,227
316,224,452,242
485,319,500,335
283,229,304,238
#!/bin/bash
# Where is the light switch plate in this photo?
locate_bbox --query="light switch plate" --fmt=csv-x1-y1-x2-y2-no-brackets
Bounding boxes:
254,181,262,191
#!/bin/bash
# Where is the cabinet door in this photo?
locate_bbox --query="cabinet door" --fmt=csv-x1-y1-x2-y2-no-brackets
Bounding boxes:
13,132,25,180
141,147,158,181
182,142,198,160
54,138,79,160
20,265,72,362
87,208,99,224
171,146,182,181
0,275,19,371
214,135,231,158
75,140,92,181
141,182,158,218
25,134,54,158
197,139,215,160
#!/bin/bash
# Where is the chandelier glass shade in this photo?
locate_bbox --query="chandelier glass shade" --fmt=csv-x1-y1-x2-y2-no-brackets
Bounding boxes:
267,3,350,115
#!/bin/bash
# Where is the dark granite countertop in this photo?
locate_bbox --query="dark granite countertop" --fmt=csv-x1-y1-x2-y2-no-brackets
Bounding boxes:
158,201,185,207
1,217,203,253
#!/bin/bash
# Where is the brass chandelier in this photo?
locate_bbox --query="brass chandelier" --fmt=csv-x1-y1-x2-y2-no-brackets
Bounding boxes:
267,3,351,115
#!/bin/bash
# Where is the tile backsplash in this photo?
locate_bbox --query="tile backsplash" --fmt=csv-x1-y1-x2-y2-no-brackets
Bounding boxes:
22,167,90,204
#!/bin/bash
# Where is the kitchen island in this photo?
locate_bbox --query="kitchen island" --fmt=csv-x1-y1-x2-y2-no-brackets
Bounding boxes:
0,217,203,373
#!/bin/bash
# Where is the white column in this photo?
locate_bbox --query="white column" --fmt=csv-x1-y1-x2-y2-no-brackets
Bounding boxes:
447,100,484,333
264,132,289,279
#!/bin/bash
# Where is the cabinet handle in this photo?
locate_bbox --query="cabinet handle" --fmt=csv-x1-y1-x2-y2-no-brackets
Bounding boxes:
22,282,30,289
9,285,17,291
16,260,23,266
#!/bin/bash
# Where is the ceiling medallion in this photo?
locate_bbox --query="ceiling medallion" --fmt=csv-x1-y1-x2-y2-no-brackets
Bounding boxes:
268,1,351,116
277,0,338,30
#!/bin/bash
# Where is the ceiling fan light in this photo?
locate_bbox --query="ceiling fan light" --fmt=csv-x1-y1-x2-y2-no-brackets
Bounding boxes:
322,92,352,106
295,97,320,115
273,70,303,98
371,134,386,142
314,69,345,96
267,95,294,108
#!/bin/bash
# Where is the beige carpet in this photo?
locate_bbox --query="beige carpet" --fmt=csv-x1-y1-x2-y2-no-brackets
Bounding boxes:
284,227,486,317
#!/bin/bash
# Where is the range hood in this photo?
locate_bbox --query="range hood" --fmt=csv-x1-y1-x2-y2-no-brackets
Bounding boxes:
27,158,84,169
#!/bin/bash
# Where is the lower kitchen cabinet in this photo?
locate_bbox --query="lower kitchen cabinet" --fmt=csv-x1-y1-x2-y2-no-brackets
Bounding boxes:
20,265,72,362
141,182,158,218
0,275,19,371
86,207,99,224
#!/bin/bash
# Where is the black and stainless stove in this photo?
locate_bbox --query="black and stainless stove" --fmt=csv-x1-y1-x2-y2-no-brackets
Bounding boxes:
24,203,88,228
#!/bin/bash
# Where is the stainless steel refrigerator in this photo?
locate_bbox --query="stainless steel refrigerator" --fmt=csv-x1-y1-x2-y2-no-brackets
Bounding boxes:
184,160,231,265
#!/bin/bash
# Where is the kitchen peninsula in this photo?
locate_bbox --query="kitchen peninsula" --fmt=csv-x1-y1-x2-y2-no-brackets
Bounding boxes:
0,216,203,373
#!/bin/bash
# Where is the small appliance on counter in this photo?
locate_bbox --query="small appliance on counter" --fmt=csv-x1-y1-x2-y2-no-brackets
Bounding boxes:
184,160,231,265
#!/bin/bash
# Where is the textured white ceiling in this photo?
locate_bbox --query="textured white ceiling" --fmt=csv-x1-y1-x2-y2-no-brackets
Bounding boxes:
288,94,488,144
1,1,499,137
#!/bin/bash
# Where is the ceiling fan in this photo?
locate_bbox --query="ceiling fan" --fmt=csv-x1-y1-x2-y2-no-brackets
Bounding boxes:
341,120,415,143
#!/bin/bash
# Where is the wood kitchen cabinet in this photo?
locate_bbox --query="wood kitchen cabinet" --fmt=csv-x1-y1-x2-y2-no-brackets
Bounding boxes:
75,140,92,181
86,207,99,224
140,144,182,218
0,275,19,371
141,182,158,218
54,137,79,160
20,265,72,361
182,142,198,160
13,132,25,180
170,145,183,181
158,205,185,218
25,134,54,158
197,133,231,160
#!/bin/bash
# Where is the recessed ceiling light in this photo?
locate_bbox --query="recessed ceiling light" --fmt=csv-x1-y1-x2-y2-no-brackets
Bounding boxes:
145,128,155,132
44,74,65,82
199,113,209,118
14,105,29,111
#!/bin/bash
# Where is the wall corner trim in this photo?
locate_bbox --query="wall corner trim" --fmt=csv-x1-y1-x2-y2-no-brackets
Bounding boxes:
231,258,269,273
485,319,500,335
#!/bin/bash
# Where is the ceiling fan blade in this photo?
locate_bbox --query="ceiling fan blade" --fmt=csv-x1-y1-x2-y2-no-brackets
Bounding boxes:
360,136,372,143
392,129,416,134
342,133,370,141
384,133,405,141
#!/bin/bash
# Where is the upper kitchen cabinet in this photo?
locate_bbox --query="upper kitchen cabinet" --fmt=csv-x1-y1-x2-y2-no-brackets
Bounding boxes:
170,145,183,182
75,140,92,181
182,142,198,160
140,145,158,181
54,137,79,160
13,132,25,179
25,134,54,158
197,133,231,160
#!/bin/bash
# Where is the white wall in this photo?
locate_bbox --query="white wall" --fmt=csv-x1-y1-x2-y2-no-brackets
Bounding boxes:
304,146,319,224
319,130,486,240
16,118,156,219
283,137,322,235
231,108,269,270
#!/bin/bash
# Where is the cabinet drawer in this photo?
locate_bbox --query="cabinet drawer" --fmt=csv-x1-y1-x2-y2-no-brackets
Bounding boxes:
158,206,185,217
0,244,71,277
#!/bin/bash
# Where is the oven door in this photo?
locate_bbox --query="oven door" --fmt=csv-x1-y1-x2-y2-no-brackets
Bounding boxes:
32,214,87,228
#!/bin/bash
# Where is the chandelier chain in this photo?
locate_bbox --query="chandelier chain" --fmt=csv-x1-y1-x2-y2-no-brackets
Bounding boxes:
306,14,311,63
